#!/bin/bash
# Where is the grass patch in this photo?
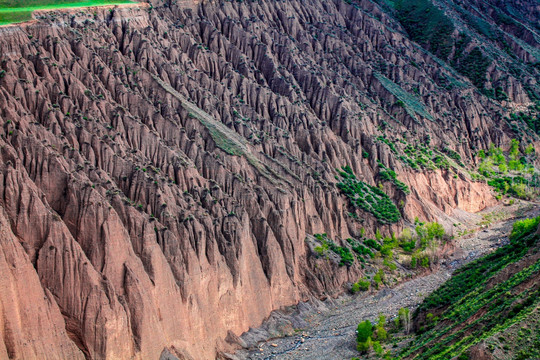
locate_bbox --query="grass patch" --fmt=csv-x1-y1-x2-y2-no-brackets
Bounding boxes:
0,0,133,9
0,0,135,25
152,73,284,186
0,10,32,25
374,73,433,121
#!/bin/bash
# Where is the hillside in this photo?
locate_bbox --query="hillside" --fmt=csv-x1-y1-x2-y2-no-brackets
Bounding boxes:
399,216,540,359
0,0,538,359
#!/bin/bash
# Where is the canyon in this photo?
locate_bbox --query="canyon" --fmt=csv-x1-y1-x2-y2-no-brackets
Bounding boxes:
0,0,538,359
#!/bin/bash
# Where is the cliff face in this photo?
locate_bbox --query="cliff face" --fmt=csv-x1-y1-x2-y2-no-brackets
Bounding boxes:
0,0,537,358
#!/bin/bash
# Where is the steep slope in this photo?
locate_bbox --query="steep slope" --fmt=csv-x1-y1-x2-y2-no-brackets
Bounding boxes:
0,0,538,358
400,217,540,359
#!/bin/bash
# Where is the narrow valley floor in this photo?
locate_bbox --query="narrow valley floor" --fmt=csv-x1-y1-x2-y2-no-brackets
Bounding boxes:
235,204,540,360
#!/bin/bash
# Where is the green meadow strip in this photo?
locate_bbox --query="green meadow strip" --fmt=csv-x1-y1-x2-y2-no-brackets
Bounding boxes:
0,0,135,25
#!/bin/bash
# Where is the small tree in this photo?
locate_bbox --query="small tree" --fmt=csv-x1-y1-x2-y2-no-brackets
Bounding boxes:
426,222,445,240
477,149,486,159
356,336,372,353
373,269,385,289
356,278,370,292
373,341,384,356
509,139,520,159
400,227,412,241
398,307,411,334
376,314,388,341
357,320,373,343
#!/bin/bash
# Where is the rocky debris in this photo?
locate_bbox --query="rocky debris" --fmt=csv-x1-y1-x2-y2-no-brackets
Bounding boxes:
235,207,540,359
0,0,536,358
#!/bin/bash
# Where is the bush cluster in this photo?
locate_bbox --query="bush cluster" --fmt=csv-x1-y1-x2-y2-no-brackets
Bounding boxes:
336,166,401,224
313,233,354,267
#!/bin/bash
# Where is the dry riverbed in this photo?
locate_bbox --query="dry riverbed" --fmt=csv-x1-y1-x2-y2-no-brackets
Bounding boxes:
233,203,539,360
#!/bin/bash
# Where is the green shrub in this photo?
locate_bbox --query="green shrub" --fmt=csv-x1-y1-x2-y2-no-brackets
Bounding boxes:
426,222,445,240
357,320,373,343
365,238,382,251
373,269,384,289
336,166,401,224
510,110,540,135
376,314,388,341
373,341,384,356
314,245,326,256
352,278,370,293
510,217,540,241
357,336,372,353
410,256,418,268
400,239,416,252
378,162,411,194
313,234,354,266
455,47,491,89
348,238,375,258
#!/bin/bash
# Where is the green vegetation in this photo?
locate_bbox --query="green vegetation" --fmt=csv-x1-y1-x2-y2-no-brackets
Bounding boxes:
378,222,447,270
365,238,382,251
347,238,375,260
0,0,134,25
0,0,133,8
393,0,495,94
455,46,491,90
153,74,283,186
397,141,458,171
336,165,401,224
378,162,410,194
399,217,540,359
395,0,454,60
373,268,385,289
356,314,391,357
357,320,374,352
351,277,371,293
510,216,540,241
476,140,539,199
509,102,540,134
313,233,354,267
0,10,32,25
397,307,412,333
441,147,464,167
376,134,398,154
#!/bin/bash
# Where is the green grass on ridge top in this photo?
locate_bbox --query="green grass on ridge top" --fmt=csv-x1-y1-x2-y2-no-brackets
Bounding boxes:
0,0,135,25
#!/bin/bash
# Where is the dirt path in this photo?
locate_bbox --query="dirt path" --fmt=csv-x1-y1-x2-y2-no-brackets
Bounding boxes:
235,205,539,360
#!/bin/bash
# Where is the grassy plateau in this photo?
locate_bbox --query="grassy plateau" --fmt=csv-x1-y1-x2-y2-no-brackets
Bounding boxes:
0,0,135,25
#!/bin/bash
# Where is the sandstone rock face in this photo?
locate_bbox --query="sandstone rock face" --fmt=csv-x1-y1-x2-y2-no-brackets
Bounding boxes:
0,0,537,358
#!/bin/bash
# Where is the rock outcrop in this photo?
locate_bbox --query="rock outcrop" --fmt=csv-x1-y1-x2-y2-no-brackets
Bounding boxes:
0,0,537,358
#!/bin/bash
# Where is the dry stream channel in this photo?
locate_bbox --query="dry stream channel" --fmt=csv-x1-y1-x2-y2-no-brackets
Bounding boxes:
235,205,539,360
